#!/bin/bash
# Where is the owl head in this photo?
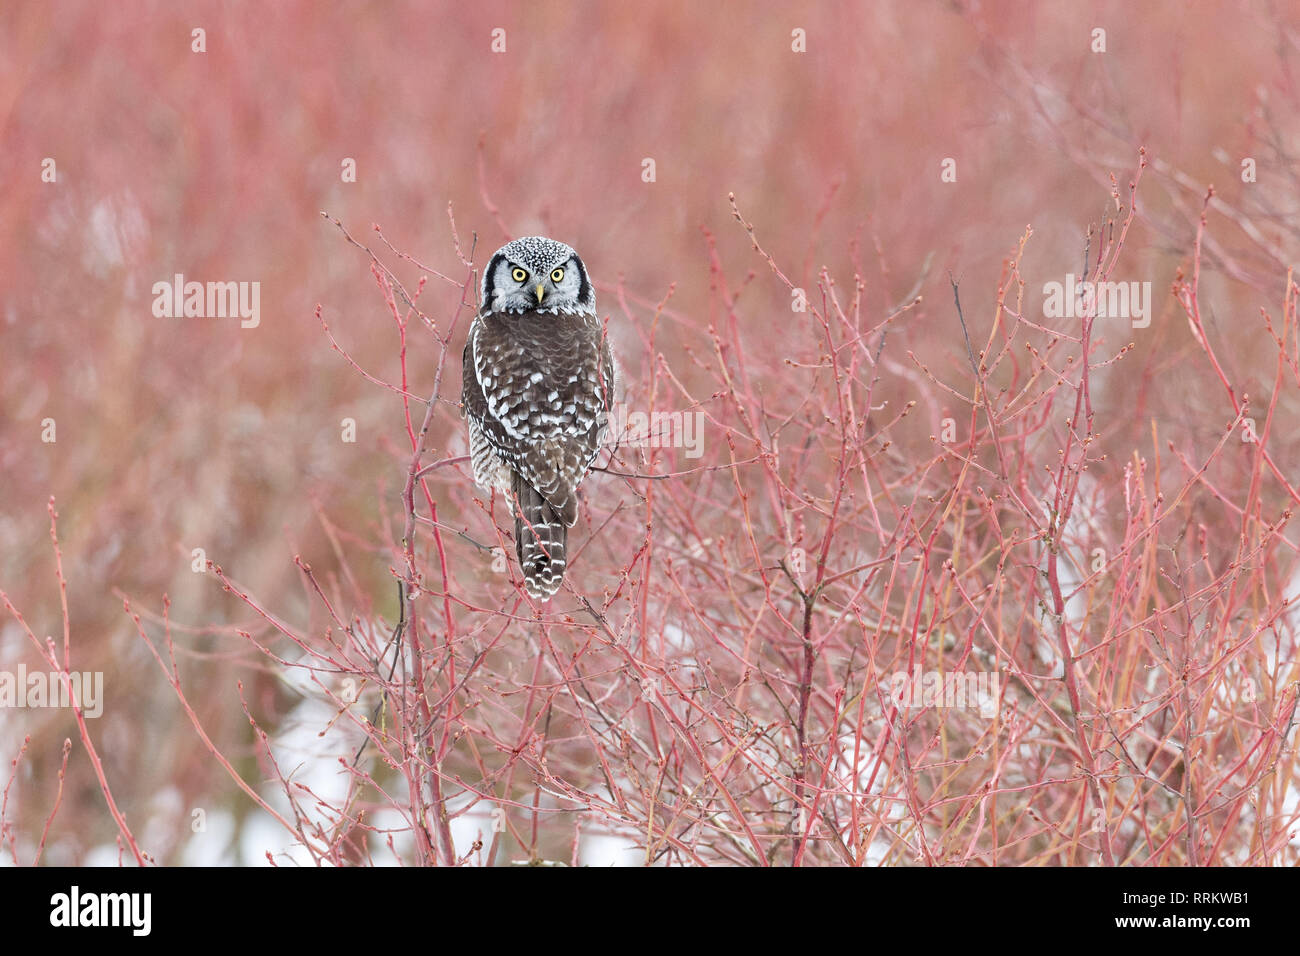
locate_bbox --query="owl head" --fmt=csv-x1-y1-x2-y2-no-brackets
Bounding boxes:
482,236,594,315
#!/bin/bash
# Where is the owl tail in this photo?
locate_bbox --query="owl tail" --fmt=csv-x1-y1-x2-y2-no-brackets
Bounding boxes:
513,475,567,598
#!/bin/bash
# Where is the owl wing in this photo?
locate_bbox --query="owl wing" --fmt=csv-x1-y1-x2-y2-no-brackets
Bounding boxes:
462,310,614,526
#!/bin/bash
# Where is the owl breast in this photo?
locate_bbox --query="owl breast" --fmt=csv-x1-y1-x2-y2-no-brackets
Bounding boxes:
463,308,614,525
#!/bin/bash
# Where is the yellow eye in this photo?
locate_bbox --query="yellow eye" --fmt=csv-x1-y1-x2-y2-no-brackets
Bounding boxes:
551,268,565,283
511,267,528,283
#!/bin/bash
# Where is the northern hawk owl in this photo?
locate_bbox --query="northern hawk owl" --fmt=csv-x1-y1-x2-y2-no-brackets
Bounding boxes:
462,236,615,598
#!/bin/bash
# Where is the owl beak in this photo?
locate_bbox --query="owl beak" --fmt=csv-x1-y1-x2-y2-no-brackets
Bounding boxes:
534,284,547,304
